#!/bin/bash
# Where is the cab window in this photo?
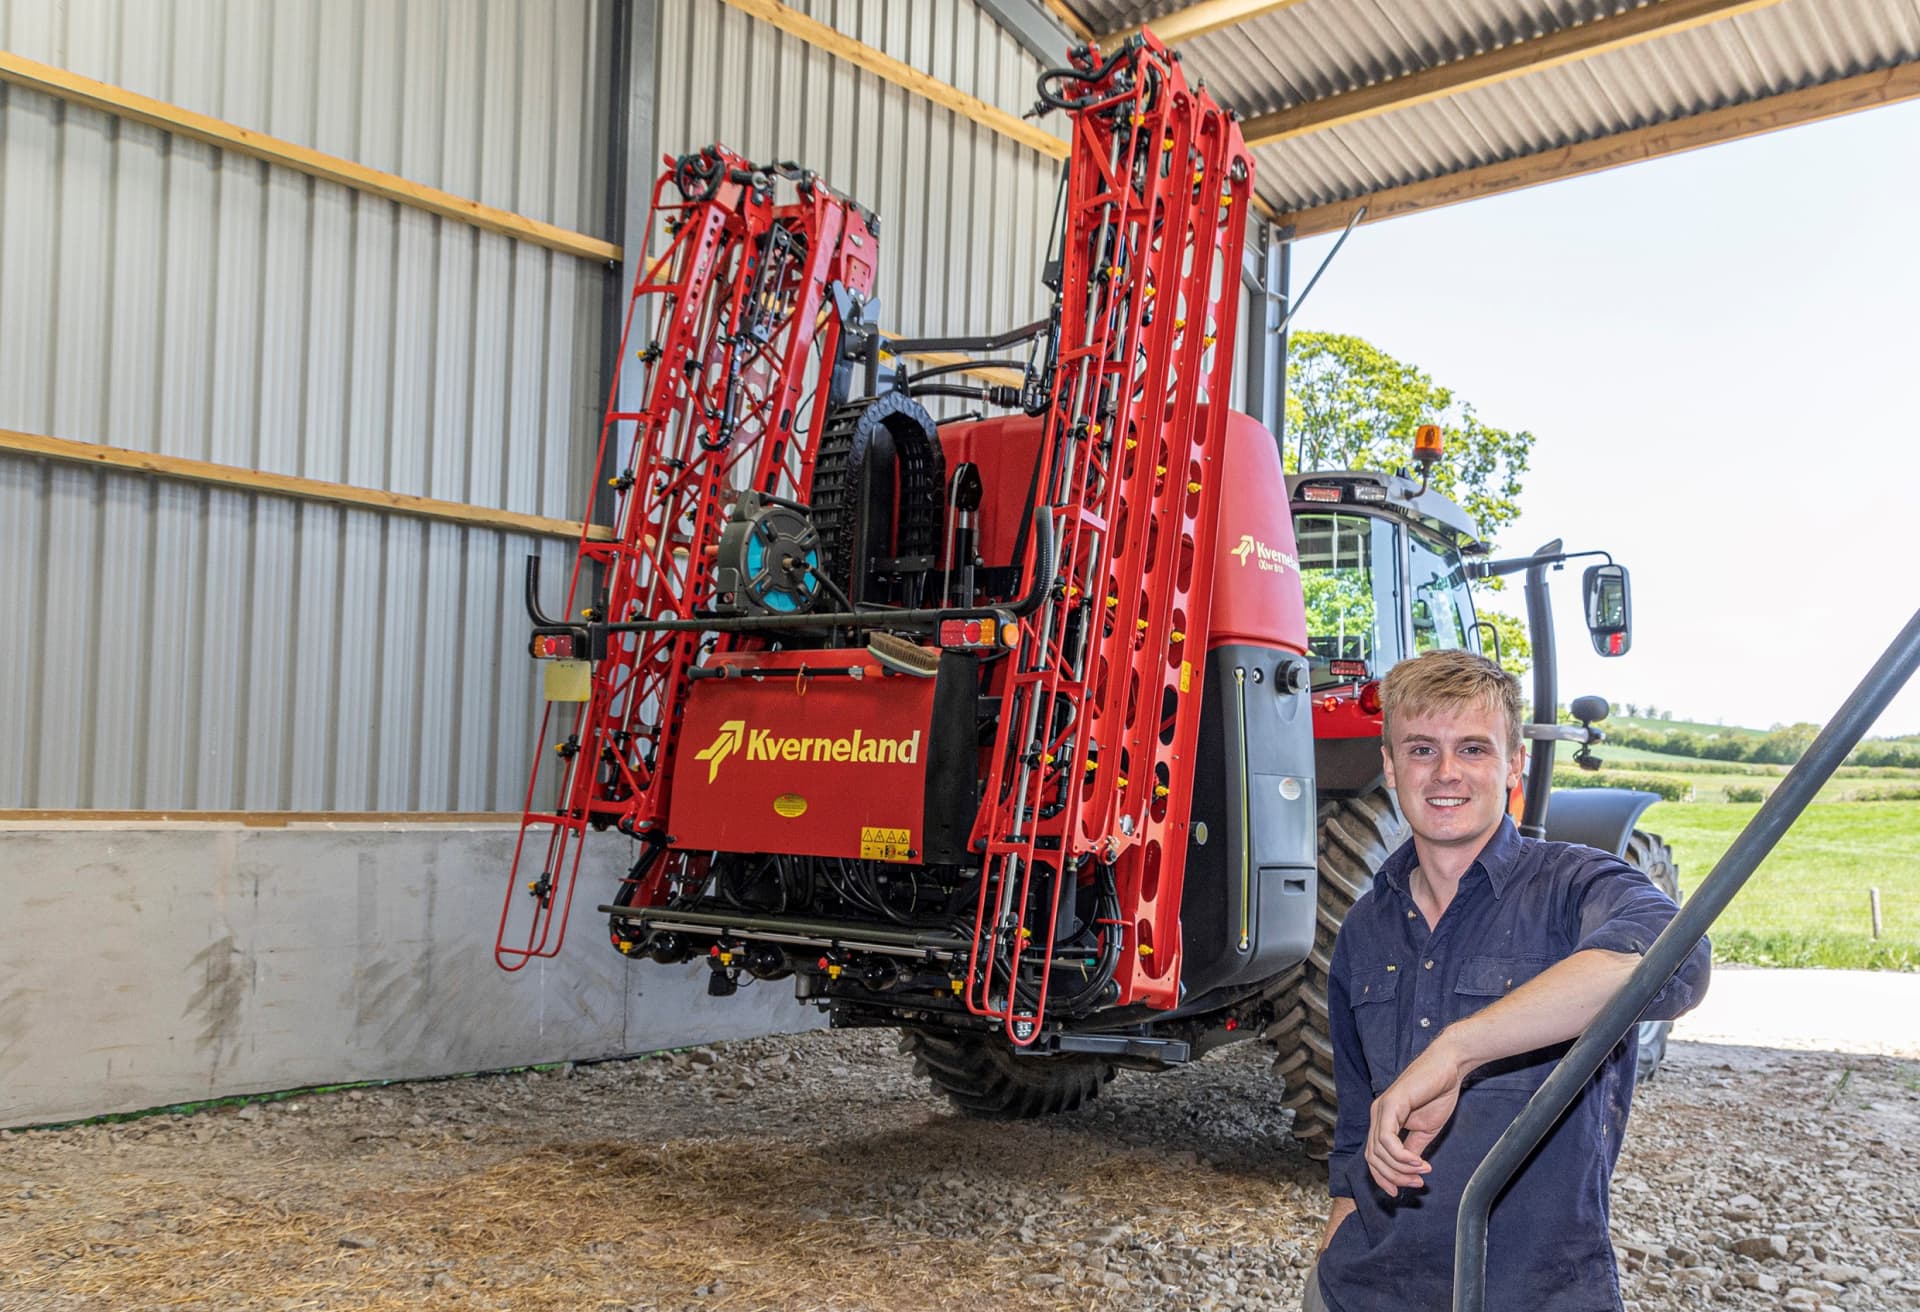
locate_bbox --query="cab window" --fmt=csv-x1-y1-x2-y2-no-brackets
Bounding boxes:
1407,528,1476,655
1295,512,1402,689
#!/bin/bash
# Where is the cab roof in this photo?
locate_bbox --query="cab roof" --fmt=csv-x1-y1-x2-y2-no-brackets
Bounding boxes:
1286,469,1484,548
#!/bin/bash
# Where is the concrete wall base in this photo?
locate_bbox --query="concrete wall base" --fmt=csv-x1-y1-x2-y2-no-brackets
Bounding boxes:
0,823,822,1127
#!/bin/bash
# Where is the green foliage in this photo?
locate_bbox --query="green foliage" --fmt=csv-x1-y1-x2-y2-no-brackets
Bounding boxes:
1551,768,1691,802
1285,331,1533,540
1601,717,1920,769
1724,784,1770,803
1477,609,1532,678
1711,929,1917,971
1845,786,1920,802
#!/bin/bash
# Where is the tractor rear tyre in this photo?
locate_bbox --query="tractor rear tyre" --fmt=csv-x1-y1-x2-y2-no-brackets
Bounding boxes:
1625,828,1680,1083
901,1028,1116,1119
1265,789,1409,1158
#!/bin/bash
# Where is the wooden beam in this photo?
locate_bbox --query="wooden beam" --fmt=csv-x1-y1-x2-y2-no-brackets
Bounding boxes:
1102,0,1310,48
716,0,1281,223
1244,0,1785,147
0,811,516,826
0,50,618,263
718,0,1068,160
1042,0,1096,43
0,428,606,541
1274,60,1920,238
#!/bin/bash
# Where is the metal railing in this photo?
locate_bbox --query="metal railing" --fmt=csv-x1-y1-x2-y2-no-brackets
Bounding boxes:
1454,606,1920,1312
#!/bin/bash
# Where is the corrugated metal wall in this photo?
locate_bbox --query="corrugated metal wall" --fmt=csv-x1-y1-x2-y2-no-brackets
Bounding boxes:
655,0,1068,348
0,0,612,810
0,0,1256,812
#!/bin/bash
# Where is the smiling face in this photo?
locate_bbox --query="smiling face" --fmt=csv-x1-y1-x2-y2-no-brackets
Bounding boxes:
1381,694,1526,860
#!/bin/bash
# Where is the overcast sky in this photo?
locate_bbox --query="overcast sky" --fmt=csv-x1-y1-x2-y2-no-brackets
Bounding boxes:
1285,98,1920,739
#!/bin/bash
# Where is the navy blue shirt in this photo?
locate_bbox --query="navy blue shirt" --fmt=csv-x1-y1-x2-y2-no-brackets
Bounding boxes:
1317,818,1710,1312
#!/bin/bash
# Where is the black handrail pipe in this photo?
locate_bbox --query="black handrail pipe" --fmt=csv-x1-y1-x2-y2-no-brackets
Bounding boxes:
1453,606,1920,1312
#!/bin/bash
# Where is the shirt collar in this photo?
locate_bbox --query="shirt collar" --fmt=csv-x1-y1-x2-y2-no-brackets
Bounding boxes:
1378,814,1524,899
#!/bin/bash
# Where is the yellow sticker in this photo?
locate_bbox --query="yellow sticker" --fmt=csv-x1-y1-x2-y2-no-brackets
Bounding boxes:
1179,660,1192,694
859,826,913,862
774,793,808,818
544,659,591,702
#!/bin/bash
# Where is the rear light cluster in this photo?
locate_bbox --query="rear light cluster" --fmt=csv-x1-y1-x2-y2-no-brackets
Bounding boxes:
1317,678,1383,717
938,617,1019,651
531,633,578,660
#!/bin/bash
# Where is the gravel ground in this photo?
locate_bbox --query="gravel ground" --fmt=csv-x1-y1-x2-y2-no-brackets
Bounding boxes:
2,1027,1917,1312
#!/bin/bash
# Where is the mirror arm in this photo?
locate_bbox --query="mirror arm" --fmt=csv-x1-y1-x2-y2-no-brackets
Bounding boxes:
1467,547,1613,580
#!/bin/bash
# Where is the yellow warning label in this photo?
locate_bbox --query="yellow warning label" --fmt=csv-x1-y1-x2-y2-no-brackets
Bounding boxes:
860,826,913,862
774,793,808,818
1179,660,1193,694
544,659,591,702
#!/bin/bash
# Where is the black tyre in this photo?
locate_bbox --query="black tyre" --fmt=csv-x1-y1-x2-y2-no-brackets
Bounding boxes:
901,1028,1116,1119
1625,828,1680,1083
1265,789,1409,1158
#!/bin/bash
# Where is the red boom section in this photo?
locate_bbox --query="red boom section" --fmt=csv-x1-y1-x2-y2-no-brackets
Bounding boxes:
497,148,876,969
964,35,1253,1038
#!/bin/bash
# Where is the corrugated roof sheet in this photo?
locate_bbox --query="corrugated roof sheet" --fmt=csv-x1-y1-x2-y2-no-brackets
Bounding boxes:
1055,0,1920,213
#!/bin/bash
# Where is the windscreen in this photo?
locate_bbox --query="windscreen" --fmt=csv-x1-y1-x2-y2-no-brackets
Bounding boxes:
1295,512,1402,690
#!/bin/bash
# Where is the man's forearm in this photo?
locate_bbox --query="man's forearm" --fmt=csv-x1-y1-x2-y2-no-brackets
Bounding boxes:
1438,948,1641,1074
1319,1195,1357,1253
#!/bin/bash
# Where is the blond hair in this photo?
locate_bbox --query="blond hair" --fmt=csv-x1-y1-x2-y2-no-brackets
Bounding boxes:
1381,649,1524,757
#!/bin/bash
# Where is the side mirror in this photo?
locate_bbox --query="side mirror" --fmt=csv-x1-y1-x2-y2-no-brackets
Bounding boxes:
1582,564,1631,657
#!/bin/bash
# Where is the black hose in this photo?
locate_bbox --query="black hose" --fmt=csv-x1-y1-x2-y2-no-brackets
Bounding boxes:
1034,40,1136,112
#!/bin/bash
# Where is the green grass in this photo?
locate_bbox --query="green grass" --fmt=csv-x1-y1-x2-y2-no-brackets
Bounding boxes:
1643,799,1920,971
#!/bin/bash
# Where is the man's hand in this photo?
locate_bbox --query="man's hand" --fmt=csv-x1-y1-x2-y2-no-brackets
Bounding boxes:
1318,1196,1357,1254
1363,948,1642,1195
1365,1033,1468,1194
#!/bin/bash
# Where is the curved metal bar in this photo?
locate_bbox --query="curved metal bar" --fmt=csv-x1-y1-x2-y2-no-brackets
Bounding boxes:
1454,605,1920,1312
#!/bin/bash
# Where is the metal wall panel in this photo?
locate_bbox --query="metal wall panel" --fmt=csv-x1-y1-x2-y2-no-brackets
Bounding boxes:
0,0,611,810
654,0,1069,345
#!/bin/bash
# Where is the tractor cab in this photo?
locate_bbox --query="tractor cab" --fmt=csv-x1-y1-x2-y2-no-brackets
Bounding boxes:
1285,468,1490,794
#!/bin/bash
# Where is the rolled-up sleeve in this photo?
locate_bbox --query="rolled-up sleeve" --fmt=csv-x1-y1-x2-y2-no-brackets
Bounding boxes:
1326,924,1372,1198
1569,856,1711,1022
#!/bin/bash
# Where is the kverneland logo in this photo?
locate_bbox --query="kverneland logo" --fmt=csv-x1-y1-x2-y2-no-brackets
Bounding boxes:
1232,533,1298,574
693,719,745,783
690,719,921,781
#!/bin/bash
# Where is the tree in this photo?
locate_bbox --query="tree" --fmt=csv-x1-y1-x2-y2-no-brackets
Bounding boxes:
1286,330,1539,678
1286,331,1533,540
1480,610,1533,681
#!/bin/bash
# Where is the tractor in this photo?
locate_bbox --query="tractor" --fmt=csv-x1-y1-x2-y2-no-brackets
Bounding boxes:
496,32,1675,1154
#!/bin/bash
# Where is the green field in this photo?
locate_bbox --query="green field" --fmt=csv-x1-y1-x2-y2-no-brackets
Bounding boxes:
1640,800,1919,971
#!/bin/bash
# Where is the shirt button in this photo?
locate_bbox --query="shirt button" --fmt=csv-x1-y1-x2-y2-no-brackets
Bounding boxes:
1419,1017,1432,1028
1406,909,1417,919
1424,960,1434,970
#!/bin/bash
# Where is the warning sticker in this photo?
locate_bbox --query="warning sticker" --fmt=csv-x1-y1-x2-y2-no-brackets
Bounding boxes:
860,826,913,862
1179,660,1193,694
774,793,808,818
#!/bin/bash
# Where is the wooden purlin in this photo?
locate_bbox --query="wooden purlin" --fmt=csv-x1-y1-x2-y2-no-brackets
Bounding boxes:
497,153,870,967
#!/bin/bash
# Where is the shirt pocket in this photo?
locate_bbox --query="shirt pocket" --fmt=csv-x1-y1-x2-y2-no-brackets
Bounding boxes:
1346,962,1401,1092
1454,954,1556,1091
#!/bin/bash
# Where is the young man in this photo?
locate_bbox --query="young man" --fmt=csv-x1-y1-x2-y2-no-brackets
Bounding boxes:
1305,650,1709,1312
